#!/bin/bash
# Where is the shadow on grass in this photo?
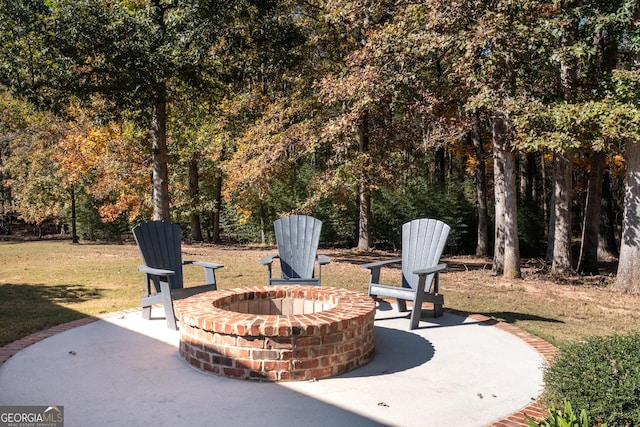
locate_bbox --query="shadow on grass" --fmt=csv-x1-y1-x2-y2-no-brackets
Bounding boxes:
0,283,102,347
480,311,565,325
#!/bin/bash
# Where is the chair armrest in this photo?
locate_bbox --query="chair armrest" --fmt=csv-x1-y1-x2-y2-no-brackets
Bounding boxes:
413,263,447,276
138,265,175,277
362,259,401,286
259,254,279,266
361,259,402,270
317,254,331,265
186,260,224,270
184,260,223,287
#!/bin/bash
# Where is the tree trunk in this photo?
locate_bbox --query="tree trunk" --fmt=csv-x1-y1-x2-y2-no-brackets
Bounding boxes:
492,115,520,278
542,153,552,262
188,157,203,241
503,147,520,278
356,113,372,251
70,186,78,244
151,83,170,221
551,150,574,274
471,120,489,257
211,171,223,243
577,151,604,274
357,182,372,251
492,117,505,274
614,142,640,292
549,13,576,271
599,165,619,258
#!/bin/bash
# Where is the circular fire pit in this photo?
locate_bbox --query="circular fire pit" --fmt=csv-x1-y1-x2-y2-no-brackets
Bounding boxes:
174,285,376,381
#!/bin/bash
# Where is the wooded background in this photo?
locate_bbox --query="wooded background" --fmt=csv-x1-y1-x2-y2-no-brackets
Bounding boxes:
1,1,640,290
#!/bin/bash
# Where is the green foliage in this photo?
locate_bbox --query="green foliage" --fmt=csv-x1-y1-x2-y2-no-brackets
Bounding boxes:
518,199,547,257
517,99,640,152
543,334,640,426
371,179,476,253
73,192,131,242
525,399,605,427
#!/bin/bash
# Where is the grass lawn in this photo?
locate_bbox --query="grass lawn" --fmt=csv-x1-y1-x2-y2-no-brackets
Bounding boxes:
1,240,639,348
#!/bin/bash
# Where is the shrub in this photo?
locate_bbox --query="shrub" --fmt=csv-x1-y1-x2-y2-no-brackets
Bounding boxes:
543,334,640,426
525,399,605,427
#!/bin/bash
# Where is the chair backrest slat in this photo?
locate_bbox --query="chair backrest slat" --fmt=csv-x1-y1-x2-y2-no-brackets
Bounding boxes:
274,215,322,279
401,218,450,290
133,221,184,289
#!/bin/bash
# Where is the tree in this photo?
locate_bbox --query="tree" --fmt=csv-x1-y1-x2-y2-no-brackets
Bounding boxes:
0,95,67,229
470,116,490,257
1,0,239,221
617,139,640,292
610,70,640,292
577,150,605,274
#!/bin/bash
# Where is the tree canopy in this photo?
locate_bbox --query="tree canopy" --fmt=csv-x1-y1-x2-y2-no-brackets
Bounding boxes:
1,0,640,288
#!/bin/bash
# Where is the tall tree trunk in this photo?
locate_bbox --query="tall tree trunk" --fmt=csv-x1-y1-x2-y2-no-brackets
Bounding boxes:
594,33,619,260
493,157,505,275
188,157,203,241
599,165,618,258
577,151,605,274
492,115,520,278
551,150,574,274
471,119,489,257
357,113,372,251
357,182,372,251
546,172,556,264
212,171,223,243
549,11,576,272
151,83,170,221
614,141,640,293
503,148,520,278
70,186,78,244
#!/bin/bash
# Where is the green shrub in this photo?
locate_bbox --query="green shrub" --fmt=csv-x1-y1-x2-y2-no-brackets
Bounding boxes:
543,334,640,426
525,399,605,427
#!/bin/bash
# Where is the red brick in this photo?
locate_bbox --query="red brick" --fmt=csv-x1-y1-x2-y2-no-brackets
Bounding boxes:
237,336,265,349
222,367,248,379
251,349,281,360
235,358,262,370
263,360,291,371
224,346,251,359
292,358,319,370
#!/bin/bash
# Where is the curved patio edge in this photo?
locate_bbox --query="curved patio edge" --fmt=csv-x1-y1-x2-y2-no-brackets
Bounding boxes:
0,306,556,426
444,308,557,427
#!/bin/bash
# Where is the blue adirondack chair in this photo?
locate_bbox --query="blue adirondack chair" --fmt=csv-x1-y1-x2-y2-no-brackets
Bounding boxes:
363,218,450,329
133,221,224,330
259,215,331,286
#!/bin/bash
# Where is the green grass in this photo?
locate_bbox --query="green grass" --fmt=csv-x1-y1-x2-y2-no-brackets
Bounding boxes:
2,241,640,348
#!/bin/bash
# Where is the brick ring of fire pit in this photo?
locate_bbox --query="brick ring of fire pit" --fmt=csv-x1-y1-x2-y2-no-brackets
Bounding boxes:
175,285,376,381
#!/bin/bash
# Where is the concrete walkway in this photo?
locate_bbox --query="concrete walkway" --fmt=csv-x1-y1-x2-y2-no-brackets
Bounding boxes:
0,303,548,426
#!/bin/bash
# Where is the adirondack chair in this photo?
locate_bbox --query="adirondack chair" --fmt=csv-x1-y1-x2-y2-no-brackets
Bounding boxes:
133,221,224,330
363,218,450,329
259,215,331,286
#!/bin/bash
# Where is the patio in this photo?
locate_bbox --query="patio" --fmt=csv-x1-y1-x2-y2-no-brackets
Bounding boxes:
0,302,552,426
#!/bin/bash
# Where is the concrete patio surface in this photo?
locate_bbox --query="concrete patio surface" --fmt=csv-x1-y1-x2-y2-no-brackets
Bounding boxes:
0,302,547,426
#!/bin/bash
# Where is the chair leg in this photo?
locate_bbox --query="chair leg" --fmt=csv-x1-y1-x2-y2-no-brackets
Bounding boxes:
433,304,443,318
397,299,408,312
160,282,178,331
410,292,426,330
142,305,152,320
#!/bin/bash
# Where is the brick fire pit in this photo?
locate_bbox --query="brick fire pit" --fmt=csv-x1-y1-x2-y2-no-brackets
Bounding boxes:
174,285,376,381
